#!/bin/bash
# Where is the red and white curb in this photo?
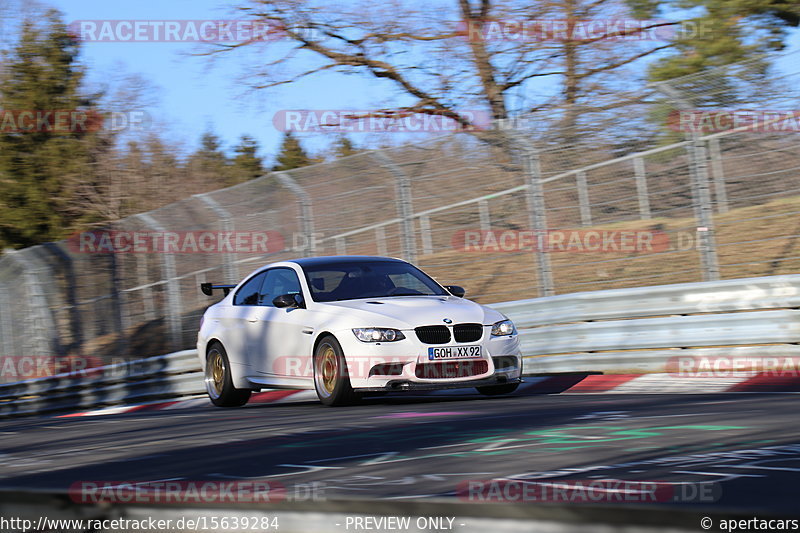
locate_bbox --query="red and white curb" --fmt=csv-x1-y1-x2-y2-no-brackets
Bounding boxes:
57,390,319,418
520,372,800,394
56,372,800,419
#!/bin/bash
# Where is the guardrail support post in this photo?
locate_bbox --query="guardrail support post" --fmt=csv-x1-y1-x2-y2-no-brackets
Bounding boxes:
633,157,652,220
135,214,184,350
274,172,316,257
371,152,417,263
575,171,592,226
513,136,555,297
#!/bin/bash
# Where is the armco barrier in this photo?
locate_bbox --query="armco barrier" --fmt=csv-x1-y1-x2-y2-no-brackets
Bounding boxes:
492,274,800,374
0,350,203,417
2,274,800,417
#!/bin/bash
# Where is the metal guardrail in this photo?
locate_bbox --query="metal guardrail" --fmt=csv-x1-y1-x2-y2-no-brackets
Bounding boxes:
492,274,800,374
492,274,800,326
1,273,799,417
0,350,203,417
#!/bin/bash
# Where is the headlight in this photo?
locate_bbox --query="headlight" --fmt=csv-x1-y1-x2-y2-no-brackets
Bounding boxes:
352,328,406,342
491,319,517,336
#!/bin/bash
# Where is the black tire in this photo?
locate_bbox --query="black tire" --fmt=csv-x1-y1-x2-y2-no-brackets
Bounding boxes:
205,342,251,407
313,335,360,406
476,382,520,396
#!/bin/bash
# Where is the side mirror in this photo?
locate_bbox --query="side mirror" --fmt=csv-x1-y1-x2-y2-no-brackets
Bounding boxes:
444,285,466,298
273,293,304,308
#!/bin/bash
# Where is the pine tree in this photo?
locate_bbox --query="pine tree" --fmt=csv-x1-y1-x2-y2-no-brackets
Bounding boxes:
332,135,358,159
272,132,311,171
0,10,99,248
628,0,798,82
187,129,228,187
228,134,264,185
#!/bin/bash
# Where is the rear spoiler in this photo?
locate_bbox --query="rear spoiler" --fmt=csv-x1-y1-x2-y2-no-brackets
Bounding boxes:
200,283,236,296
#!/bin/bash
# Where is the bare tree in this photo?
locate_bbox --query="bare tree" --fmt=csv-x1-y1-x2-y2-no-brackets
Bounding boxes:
210,0,675,131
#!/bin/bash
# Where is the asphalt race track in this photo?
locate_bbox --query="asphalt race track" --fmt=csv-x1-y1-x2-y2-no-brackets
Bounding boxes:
1,388,799,516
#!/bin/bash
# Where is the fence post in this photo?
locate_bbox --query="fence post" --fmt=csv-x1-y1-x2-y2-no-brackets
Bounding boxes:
653,82,720,281
136,254,156,322
134,214,184,350
194,193,237,281
371,152,417,263
512,135,555,297
0,265,15,358
419,216,434,256
633,157,652,220
575,171,592,226
478,199,491,232
375,226,388,256
708,137,729,214
274,171,316,257
687,137,721,280
4,249,56,356
335,237,346,255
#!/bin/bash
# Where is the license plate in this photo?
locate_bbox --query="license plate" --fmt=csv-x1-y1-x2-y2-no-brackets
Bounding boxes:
428,346,482,360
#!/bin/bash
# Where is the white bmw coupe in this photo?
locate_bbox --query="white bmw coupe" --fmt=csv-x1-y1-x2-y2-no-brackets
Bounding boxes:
197,256,522,406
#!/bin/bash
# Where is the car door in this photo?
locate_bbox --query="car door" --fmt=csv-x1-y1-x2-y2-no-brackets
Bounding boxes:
244,267,314,379
227,270,268,375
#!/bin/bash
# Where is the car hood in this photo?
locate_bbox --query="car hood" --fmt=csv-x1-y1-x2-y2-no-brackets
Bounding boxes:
318,295,505,329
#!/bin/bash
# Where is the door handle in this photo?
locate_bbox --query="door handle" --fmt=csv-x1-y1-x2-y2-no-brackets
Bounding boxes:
247,318,259,323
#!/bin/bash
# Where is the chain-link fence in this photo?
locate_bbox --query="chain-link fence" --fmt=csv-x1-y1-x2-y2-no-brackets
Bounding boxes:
1,50,799,370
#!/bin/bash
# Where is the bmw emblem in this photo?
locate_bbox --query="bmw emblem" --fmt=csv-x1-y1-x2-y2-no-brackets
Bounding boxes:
443,318,453,324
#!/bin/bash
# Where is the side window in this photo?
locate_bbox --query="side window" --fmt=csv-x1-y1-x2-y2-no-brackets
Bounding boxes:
258,268,303,307
233,272,267,306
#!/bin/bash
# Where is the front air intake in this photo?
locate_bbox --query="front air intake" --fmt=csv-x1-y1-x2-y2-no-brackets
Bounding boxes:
414,326,451,344
453,323,483,342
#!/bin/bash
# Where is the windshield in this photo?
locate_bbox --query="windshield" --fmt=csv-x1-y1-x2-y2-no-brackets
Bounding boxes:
302,261,448,302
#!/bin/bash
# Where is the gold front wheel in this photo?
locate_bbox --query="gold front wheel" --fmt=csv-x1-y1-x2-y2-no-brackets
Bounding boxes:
313,336,359,406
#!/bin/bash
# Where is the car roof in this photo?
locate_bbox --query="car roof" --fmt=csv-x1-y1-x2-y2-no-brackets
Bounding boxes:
288,255,407,268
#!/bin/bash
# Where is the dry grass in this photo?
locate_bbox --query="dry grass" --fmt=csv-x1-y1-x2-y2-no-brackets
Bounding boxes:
418,194,800,304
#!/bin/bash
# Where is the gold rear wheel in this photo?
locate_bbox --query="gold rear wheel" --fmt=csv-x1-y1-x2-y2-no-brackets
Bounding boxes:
205,343,251,407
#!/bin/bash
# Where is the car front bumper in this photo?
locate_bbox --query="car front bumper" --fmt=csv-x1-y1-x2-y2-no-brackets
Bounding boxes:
333,326,522,390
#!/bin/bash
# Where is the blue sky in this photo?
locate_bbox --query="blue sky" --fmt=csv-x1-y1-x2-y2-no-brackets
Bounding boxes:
19,0,800,163
40,0,391,162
